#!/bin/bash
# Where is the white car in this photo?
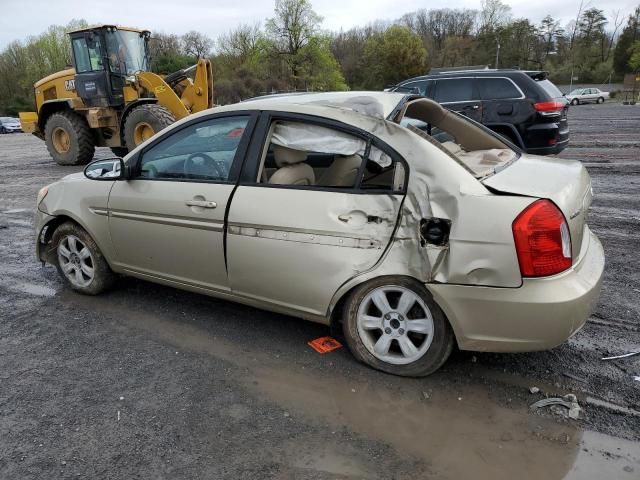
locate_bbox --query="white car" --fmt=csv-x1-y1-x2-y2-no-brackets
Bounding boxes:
565,88,609,105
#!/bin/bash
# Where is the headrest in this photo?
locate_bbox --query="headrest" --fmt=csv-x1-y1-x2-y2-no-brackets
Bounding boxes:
273,145,307,167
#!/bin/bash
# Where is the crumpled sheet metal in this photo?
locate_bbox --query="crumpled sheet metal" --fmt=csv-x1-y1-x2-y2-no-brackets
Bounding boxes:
360,115,527,288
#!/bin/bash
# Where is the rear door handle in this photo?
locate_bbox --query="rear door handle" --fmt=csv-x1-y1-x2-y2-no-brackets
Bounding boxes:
464,105,480,110
186,200,217,208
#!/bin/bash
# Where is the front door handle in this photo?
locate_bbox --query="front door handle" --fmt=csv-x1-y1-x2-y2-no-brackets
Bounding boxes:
464,105,480,110
186,200,217,208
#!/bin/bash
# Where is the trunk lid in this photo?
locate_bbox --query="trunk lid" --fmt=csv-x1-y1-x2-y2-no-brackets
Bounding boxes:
483,154,592,261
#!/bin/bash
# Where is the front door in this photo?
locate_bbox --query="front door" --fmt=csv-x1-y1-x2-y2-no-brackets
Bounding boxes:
434,78,483,122
226,115,405,316
108,114,255,292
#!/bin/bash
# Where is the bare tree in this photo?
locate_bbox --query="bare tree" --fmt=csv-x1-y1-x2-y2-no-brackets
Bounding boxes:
181,30,214,59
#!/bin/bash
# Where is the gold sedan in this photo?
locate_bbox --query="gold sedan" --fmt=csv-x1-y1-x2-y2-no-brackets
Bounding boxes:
34,92,604,376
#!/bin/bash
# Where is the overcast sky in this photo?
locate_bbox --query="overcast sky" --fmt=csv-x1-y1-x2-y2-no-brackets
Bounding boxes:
0,0,637,49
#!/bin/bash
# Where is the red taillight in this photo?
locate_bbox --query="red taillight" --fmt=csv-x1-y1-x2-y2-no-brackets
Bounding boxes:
512,200,572,277
534,101,565,113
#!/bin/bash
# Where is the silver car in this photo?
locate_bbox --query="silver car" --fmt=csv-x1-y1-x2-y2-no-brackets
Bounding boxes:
34,92,605,377
565,88,609,105
0,117,23,134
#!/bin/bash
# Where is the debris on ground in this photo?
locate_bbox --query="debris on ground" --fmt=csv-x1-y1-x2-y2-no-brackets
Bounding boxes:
530,394,581,419
602,350,640,361
307,336,342,354
422,391,430,400
529,386,540,394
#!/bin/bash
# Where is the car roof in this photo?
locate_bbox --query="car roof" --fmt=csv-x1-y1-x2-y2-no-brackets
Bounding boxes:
237,91,408,119
399,69,545,84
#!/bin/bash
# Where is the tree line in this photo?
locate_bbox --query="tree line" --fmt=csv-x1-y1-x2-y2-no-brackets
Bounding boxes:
1,0,640,114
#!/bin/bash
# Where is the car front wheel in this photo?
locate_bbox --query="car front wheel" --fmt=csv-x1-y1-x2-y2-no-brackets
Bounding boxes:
342,276,454,377
52,222,115,295
571,98,579,105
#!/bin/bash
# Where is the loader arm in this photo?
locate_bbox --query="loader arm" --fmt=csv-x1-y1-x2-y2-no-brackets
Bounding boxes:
180,59,214,113
136,72,190,120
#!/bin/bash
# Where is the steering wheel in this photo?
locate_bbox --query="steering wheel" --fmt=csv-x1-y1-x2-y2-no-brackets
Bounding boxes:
141,163,158,178
184,153,226,179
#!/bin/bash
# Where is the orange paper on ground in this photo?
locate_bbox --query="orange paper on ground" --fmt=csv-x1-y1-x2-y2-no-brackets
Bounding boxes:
308,336,343,354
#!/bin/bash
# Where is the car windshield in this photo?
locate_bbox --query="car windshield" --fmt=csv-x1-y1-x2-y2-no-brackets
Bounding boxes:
105,29,148,75
569,89,582,95
536,79,564,99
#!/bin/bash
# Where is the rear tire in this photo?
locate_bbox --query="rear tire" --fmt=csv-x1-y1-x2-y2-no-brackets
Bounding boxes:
342,276,454,377
123,104,175,151
44,111,95,165
52,222,115,295
597,97,604,104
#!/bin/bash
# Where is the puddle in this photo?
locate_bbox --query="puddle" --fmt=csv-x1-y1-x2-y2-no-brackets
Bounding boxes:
2,208,32,214
2,282,58,297
56,289,640,479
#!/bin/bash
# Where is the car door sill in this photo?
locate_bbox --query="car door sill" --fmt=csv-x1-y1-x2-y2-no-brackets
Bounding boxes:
120,267,330,325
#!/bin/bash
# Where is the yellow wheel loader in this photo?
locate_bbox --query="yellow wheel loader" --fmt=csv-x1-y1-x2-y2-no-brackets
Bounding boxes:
19,25,214,165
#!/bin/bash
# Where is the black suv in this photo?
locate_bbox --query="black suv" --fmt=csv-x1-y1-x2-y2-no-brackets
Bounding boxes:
391,69,569,155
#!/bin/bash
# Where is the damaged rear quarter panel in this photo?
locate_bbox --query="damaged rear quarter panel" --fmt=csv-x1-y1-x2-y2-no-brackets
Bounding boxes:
329,116,533,313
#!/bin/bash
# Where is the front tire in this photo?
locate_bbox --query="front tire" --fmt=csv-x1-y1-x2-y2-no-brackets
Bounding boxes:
342,276,454,377
52,222,115,295
571,98,579,106
44,111,95,165
123,104,175,151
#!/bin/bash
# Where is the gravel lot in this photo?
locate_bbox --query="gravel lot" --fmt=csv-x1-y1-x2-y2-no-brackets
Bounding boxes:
1,103,639,479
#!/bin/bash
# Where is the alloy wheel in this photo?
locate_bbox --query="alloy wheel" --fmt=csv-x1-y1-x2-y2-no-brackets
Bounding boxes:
57,235,94,288
357,285,434,365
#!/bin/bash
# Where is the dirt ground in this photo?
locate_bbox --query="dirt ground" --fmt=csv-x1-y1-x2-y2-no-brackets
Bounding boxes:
1,103,639,479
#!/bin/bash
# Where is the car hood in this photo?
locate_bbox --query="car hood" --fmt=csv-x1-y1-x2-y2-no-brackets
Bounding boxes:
482,154,592,261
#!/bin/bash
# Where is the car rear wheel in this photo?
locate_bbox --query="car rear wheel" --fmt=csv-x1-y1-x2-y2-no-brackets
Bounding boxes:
571,98,579,106
342,276,454,377
52,222,115,295
597,97,604,104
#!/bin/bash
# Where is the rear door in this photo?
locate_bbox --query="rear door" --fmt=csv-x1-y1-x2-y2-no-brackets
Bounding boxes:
108,113,256,292
226,113,406,316
433,77,482,122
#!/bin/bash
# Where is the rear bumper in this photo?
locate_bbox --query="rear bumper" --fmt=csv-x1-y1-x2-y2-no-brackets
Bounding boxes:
524,116,569,155
428,227,604,352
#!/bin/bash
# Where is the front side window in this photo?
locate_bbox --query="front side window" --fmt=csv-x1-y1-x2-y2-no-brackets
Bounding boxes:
105,30,149,75
72,37,104,73
478,78,522,100
401,81,428,95
434,78,475,103
138,116,249,182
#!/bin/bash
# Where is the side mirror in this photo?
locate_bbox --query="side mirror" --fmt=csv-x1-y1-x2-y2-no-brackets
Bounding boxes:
84,157,125,180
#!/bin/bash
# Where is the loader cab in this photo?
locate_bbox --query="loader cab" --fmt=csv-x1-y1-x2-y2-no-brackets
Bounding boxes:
69,26,150,108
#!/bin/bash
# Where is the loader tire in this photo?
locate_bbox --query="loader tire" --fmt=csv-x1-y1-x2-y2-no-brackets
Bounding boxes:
110,147,128,157
124,104,176,151
44,111,95,166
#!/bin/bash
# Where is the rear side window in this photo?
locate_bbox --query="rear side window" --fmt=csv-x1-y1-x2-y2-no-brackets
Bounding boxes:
434,78,475,103
478,78,522,100
535,79,563,100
